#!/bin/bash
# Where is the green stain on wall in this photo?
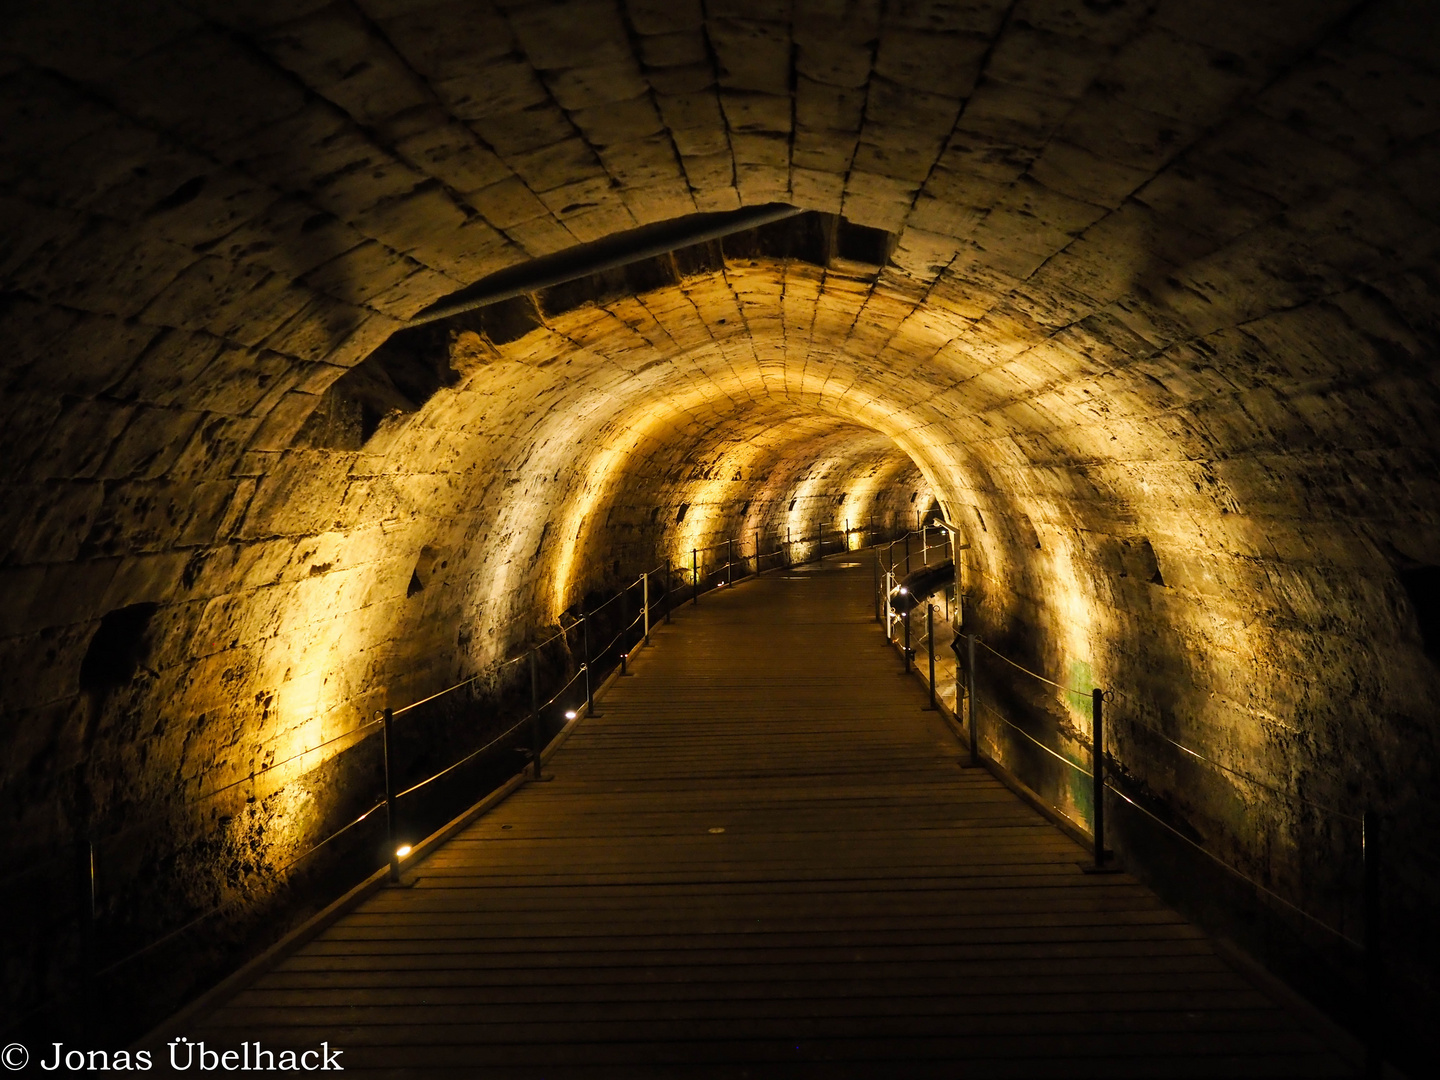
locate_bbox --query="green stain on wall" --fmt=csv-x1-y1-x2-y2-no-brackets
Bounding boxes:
1066,658,1094,722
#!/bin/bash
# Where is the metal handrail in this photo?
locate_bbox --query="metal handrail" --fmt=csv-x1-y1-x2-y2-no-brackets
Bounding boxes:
5,551,686,1027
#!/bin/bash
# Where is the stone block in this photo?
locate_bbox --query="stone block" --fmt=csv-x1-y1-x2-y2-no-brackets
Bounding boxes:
7,304,161,399
467,176,552,229
509,137,608,194
549,62,650,113
25,223,197,320
264,294,375,363
843,171,918,231
96,407,207,482
626,0,704,35
796,77,867,132
352,184,476,266
395,123,513,195
1104,29,1265,126
598,136,686,188
645,63,717,95
1014,0,1150,46
258,5,431,126
620,181,698,224
574,95,667,146
735,164,792,205
709,19,792,94
141,256,277,335
731,132,790,168
1028,140,1154,210
23,399,135,484
304,241,423,306
789,167,845,213
505,214,578,256
368,267,462,319
370,2,516,75
186,346,298,418
507,0,634,70
105,28,308,153
721,92,794,135
207,273,318,351
638,31,709,69
852,138,947,184
795,39,874,90
873,30,987,97
561,200,639,243
104,329,226,408
951,83,1071,153
434,62,552,123
884,0,1008,35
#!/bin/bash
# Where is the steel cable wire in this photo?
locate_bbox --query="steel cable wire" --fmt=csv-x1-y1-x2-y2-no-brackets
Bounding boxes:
977,700,1093,779
976,638,1091,696
92,797,389,978
1103,781,1361,947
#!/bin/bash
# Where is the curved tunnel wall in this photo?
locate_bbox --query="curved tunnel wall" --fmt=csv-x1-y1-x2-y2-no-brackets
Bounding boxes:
2,0,1439,1042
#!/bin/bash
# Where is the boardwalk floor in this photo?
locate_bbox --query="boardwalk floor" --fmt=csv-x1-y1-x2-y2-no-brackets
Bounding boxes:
181,557,1349,1077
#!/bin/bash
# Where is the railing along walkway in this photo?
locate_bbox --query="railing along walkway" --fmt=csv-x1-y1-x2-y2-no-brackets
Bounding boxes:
165,557,1349,1077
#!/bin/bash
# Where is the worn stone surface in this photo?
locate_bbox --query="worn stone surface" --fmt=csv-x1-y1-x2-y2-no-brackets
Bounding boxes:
2,0,1440,1053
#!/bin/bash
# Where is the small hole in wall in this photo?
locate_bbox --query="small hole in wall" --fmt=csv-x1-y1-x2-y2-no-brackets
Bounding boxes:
408,544,443,597
676,503,689,524
650,507,662,523
740,500,751,514
909,491,918,502
788,498,797,511
80,603,159,694
1400,566,1440,660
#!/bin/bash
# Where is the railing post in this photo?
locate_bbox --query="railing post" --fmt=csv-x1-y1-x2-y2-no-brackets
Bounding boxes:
1364,809,1383,1079
620,585,630,675
926,602,937,710
883,570,893,642
903,608,912,673
1091,688,1106,871
692,548,699,605
642,572,650,643
664,565,672,624
529,650,544,781
753,531,759,574
727,538,733,585
818,522,824,558
967,633,978,763
873,547,881,623
383,707,399,883
581,604,598,716
922,525,928,567
904,531,912,575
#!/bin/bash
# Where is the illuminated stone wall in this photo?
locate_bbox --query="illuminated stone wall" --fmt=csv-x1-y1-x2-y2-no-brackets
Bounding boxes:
2,0,1439,1039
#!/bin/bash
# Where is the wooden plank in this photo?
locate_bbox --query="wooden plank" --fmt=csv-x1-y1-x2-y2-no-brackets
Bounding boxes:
172,558,1348,1076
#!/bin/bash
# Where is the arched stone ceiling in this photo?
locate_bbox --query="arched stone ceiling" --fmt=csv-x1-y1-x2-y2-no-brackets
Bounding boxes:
3,0,1440,1021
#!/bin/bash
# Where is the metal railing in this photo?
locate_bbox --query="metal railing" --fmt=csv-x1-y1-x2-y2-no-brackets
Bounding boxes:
683,522,886,602
874,528,1386,1076
0,556,685,1038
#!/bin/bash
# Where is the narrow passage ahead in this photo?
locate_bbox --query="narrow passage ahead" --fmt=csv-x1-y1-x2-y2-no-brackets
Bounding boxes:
179,556,1348,1077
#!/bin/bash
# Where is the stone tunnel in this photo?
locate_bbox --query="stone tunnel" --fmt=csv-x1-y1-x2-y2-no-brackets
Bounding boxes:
2,0,1439,1071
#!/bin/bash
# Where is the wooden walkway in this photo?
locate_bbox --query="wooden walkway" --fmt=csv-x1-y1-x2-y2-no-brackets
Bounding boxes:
178,556,1350,1077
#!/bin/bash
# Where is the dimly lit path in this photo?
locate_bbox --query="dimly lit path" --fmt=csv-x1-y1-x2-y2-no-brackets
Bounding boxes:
176,558,1349,1077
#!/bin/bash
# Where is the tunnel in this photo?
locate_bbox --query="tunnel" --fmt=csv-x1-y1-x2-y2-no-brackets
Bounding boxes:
2,0,1439,1072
